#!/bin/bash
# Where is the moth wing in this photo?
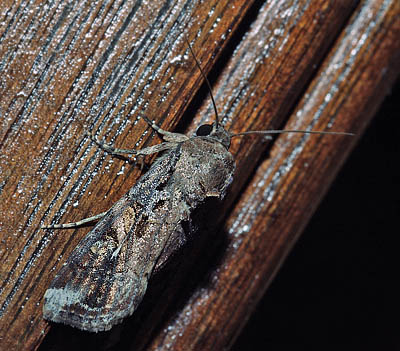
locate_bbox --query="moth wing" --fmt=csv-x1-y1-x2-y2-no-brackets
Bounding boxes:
43,151,182,332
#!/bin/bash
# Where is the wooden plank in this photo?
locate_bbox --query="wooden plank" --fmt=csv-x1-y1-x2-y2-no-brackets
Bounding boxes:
0,0,398,350
142,1,399,350
0,1,255,349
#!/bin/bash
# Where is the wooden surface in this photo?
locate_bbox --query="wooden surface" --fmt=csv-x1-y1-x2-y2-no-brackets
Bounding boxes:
0,0,398,350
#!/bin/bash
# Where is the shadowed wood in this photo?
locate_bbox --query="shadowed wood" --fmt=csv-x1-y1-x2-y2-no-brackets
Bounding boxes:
0,0,398,350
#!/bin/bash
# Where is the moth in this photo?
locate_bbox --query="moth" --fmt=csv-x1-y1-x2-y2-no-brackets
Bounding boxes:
42,40,352,332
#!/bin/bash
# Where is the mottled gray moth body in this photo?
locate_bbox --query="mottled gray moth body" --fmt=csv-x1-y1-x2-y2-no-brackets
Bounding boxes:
43,121,235,332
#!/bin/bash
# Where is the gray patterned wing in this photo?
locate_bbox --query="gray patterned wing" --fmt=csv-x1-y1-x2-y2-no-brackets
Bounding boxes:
43,148,185,332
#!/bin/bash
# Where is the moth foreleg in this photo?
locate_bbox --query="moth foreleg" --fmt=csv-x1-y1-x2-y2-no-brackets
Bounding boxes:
141,116,189,143
87,132,179,156
42,211,107,229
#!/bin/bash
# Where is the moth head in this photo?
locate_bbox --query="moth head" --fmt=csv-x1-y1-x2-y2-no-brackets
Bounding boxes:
196,123,231,150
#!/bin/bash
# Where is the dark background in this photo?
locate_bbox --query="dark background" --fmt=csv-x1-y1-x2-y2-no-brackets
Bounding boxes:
233,79,399,349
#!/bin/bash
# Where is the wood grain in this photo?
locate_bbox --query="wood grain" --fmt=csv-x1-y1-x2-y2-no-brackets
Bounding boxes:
0,0,398,350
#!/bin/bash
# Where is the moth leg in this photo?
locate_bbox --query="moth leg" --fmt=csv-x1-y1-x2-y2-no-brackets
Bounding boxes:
42,211,107,229
87,132,178,156
141,115,189,142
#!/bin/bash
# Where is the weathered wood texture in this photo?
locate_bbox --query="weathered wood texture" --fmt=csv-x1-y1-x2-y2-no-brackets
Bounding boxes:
0,0,398,350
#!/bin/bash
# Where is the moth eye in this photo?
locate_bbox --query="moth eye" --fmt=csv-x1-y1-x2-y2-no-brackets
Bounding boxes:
196,124,213,136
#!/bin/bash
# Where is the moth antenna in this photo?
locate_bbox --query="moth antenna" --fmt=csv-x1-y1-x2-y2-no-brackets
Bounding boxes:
232,129,354,137
185,37,220,128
